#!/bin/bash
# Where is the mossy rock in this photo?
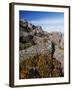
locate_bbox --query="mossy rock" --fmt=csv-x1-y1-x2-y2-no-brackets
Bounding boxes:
19,42,32,50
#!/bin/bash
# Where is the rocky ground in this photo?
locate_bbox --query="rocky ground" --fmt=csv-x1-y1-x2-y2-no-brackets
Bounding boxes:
19,19,64,79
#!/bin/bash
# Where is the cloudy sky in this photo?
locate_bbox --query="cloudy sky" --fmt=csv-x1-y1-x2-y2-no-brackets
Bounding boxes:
19,11,64,33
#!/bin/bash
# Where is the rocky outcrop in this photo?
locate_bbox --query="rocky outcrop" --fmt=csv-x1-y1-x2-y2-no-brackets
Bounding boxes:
49,32,64,48
28,23,33,30
60,35,64,49
54,46,64,73
19,43,52,64
20,19,28,29
19,19,64,79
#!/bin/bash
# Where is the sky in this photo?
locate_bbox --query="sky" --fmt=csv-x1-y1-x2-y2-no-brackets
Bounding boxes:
19,11,64,33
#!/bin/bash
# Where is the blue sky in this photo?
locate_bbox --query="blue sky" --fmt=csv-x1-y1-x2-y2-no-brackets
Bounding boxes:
19,11,64,33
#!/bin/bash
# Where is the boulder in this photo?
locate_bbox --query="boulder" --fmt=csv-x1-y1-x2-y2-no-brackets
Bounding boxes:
54,47,64,73
60,35,64,49
19,42,52,64
49,32,63,47
20,19,28,28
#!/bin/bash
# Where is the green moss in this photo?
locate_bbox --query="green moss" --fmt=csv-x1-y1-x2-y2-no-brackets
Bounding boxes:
27,28,32,32
19,42,32,50
59,48,64,52
60,48,64,50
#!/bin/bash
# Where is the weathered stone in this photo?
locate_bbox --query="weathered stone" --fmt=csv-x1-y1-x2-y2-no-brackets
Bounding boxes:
19,19,64,79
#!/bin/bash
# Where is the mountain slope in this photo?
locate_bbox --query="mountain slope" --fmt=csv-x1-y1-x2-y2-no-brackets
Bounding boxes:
19,19,64,79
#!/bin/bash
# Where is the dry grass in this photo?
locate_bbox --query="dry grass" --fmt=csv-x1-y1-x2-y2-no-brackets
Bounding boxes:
19,53,64,79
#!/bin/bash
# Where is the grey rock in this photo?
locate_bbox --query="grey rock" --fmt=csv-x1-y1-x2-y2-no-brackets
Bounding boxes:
60,35,64,49
19,42,52,63
54,47,64,73
20,19,28,28
33,36,49,45
20,29,28,37
49,32,63,47
28,23,33,29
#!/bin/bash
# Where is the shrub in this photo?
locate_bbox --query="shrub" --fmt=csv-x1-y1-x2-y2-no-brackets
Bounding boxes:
43,37,48,43
27,28,32,32
19,52,63,79
19,42,32,50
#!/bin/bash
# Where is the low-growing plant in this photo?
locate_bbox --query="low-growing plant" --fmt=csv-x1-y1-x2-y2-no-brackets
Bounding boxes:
19,42,32,50
20,52,63,79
